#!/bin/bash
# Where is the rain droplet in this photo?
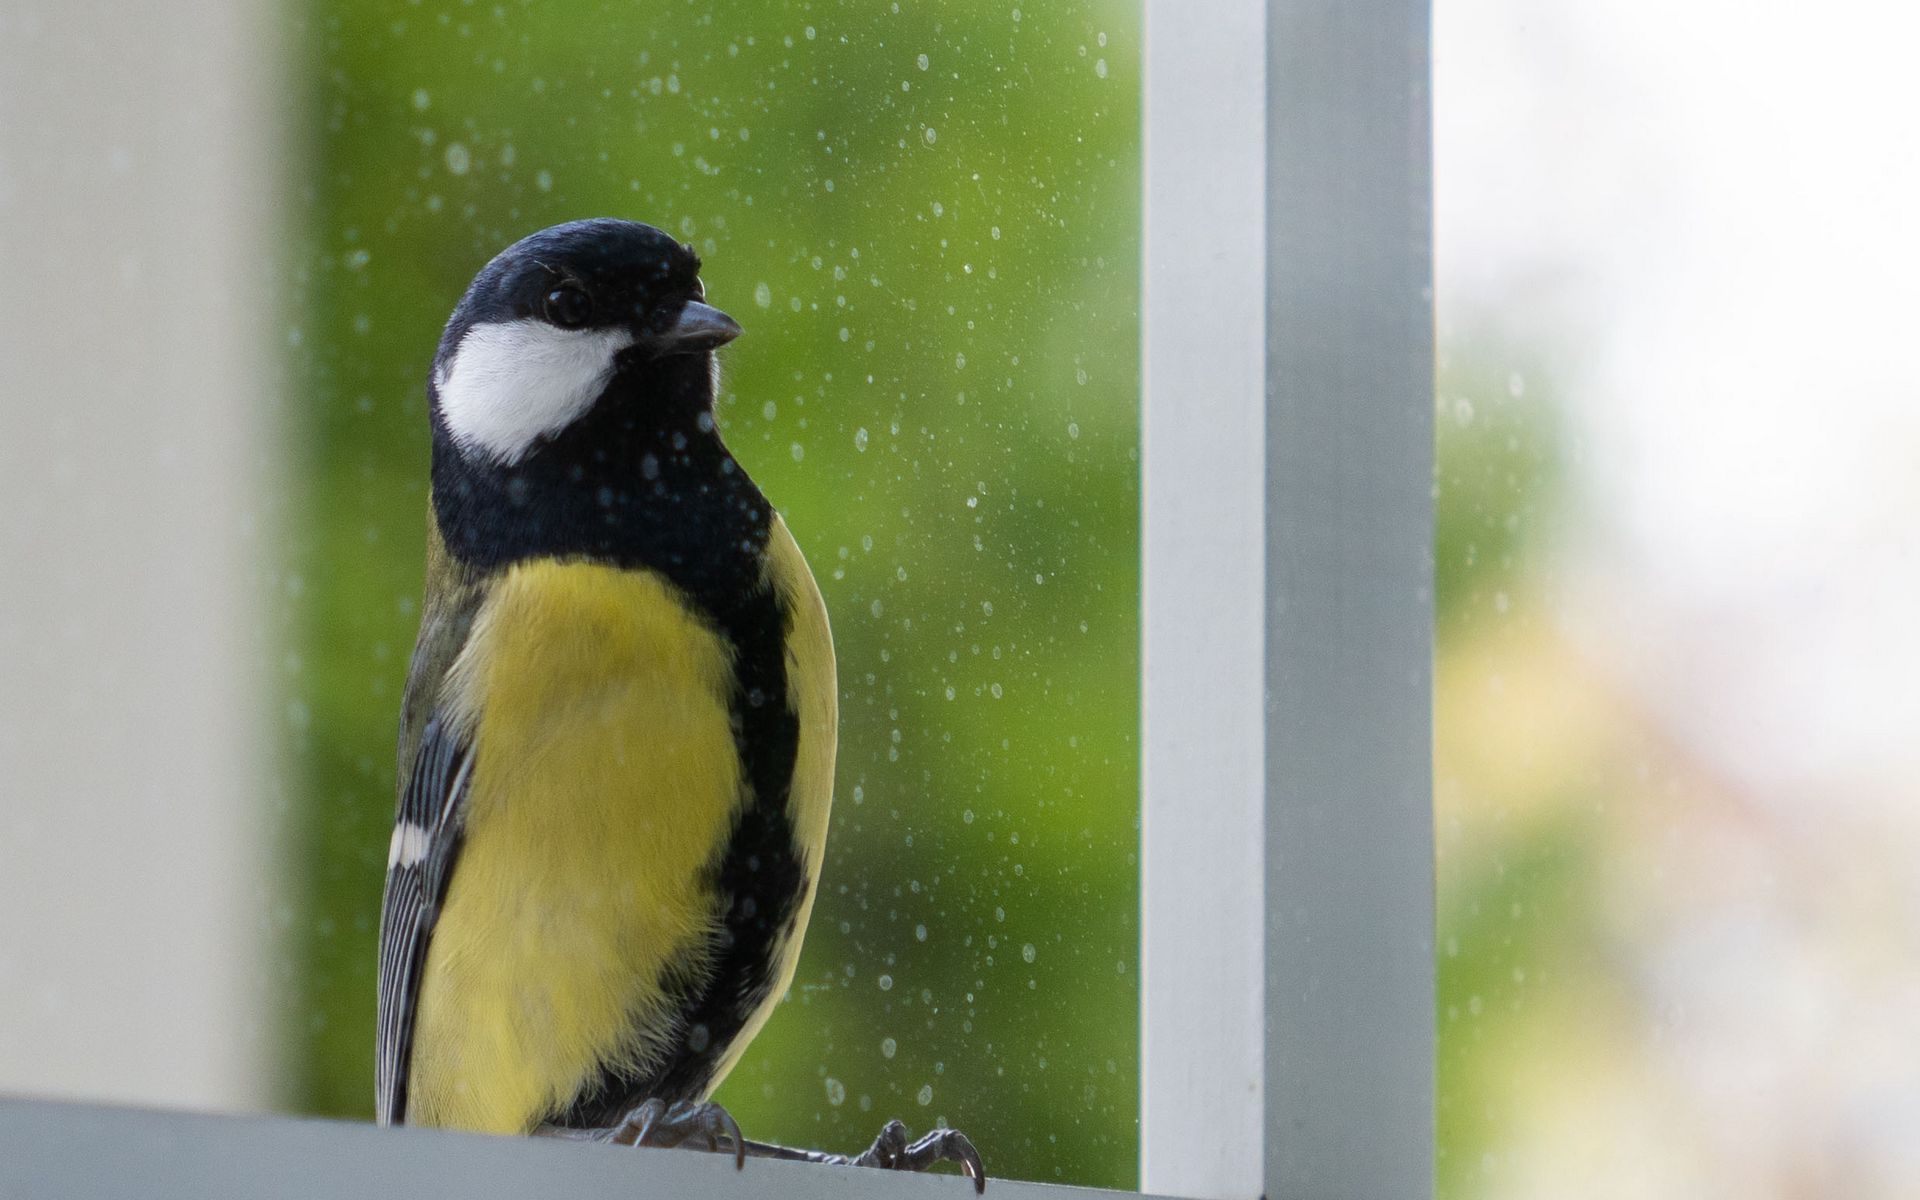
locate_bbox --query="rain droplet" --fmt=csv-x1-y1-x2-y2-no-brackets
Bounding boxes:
878,974,894,991
882,1037,898,1059
916,53,929,70
854,427,870,451
411,89,431,111
1095,58,1108,78
825,1077,847,1106
535,170,553,192
1022,943,1036,963
444,143,471,175
754,282,772,308
923,126,938,145
916,1084,933,1106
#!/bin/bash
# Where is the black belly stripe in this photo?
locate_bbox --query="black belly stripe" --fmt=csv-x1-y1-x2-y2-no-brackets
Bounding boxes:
430,360,815,1125
552,579,809,1125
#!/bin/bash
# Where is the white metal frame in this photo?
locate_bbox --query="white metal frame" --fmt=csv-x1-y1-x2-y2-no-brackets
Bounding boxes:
1142,0,1433,1197
0,0,1432,1196
1139,0,1269,1193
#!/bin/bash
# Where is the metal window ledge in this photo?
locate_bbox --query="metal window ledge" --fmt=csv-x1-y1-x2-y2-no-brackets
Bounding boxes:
0,1098,1166,1200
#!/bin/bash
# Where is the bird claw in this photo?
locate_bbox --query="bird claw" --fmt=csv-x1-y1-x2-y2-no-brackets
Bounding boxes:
609,1098,746,1169
847,1120,986,1193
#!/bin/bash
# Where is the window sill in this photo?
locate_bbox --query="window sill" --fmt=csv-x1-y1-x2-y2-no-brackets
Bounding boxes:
0,1098,1166,1200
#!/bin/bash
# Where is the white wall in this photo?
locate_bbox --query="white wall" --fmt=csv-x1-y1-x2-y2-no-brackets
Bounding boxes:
0,0,279,1111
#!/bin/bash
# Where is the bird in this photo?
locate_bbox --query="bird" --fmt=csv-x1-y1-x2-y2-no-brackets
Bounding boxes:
374,217,982,1190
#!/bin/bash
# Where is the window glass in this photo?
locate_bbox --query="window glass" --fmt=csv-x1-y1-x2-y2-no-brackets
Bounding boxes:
1436,3,1920,1196
284,0,1140,1188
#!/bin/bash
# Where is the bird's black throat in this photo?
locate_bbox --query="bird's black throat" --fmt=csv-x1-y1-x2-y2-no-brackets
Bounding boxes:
430,353,772,608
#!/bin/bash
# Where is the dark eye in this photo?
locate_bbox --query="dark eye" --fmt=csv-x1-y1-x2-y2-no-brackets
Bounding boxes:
543,284,592,328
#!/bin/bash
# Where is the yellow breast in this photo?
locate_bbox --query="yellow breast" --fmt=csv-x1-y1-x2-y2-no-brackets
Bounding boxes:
406,559,743,1133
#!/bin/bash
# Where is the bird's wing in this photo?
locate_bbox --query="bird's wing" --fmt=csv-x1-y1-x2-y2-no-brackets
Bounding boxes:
375,708,474,1126
376,519,486,1125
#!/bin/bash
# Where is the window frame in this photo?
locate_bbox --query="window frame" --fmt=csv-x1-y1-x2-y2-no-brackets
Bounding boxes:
1141,0,1433,1197
0,0,1432,1195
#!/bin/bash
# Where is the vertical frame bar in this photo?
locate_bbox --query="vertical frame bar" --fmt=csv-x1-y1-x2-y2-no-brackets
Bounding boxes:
1145,1,1432,1198
1265,2,1434,1199
1140,2,1268,1198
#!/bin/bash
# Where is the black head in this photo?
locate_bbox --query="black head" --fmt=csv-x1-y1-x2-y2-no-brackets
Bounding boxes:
429,218,741,467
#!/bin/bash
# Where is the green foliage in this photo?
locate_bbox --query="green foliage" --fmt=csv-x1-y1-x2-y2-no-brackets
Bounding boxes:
282,0,1140,1188
1434,341,1564,625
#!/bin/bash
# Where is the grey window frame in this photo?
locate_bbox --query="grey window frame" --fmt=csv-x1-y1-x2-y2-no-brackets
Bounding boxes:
0,0,1432,1196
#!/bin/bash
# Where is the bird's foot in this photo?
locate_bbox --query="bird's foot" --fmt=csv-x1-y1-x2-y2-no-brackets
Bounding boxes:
739,1119,986,1193
846,1119,986,1191
605,1098,746,1169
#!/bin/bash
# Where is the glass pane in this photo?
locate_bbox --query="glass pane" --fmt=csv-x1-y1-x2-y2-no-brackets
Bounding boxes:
1435,3,1920,1197
283,0,1140,1190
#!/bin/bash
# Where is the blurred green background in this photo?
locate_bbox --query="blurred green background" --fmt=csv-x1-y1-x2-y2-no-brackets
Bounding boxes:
279,0,1141,1189
278,2,1583,1194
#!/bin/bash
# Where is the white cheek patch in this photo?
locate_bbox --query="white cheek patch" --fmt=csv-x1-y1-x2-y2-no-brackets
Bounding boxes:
434,319,635,464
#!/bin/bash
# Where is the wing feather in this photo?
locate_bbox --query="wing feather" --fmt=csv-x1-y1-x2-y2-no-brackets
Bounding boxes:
375,710,474,1125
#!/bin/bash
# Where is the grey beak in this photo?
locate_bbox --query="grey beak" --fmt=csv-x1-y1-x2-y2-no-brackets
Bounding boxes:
657,300,742,354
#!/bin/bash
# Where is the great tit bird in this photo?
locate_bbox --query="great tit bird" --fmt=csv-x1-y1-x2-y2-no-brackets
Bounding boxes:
374,218,981,1190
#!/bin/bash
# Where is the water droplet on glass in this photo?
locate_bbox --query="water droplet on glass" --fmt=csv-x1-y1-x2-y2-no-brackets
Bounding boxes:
754,282,772,308
825,1077,847,1106
444,143,471,175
